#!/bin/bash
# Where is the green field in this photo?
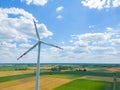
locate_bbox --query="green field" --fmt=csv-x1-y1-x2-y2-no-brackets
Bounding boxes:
0,73,35,82
0,66,28,71
54,79,113,90
1,64,120,90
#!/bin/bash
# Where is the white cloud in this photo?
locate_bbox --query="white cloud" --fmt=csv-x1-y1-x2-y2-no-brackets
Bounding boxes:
56,15,63,19
75,30,118,49
106,27,113,31
72,32,113,46
0,7,53,43
21,0,48,6
54,27,120,63
56,6,64,20
81,0,106,10
81,0,120,9
37,23,53,38
88,46,117,55
19,43,33,48
113,0,120,7
56,6,64,12
1,41,16,49
88,25,95,29
1,7,120,64
0,7,53,63
110,38,120,46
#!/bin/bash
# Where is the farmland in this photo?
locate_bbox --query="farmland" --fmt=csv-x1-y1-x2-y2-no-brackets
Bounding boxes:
0,63,120,90
54,79,113,90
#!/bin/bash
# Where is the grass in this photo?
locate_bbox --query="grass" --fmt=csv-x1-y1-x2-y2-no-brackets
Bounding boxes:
1,66,120,83
54,79,113,90
116,82,120,90
0,73,35,82
43,71,114,78
0,70,119,82
0,66,28,71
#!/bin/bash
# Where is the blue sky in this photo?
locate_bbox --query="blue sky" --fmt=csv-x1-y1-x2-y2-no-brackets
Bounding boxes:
0,0,120,63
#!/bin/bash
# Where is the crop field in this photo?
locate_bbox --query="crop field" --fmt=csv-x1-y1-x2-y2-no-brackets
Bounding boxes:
0,66,35,77
0,70,35,77
54,79,113,90
106,67,120,72
0,64,120,90
0,76,72,90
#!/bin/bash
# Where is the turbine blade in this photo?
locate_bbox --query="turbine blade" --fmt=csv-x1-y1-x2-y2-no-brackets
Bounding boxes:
17,42,39,60
40,41,63,50
33,19,40,40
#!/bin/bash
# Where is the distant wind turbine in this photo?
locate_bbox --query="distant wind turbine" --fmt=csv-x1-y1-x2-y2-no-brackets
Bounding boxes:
17,19,63,90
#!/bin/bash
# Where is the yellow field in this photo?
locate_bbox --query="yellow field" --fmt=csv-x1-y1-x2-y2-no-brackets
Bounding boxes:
0,76,72,90
40,66,52,70
0,70,35,77
106,67,120,72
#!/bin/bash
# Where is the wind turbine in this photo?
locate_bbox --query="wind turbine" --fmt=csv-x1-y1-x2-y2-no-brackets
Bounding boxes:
17,19,63,90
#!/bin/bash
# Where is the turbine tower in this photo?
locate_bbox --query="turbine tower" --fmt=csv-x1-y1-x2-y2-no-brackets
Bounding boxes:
17,19,63,90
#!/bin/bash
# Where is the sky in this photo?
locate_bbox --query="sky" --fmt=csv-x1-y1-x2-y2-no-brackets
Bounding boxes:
0,0,120,64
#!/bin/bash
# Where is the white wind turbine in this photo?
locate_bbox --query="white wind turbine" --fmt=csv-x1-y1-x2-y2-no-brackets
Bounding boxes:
17,19,63,90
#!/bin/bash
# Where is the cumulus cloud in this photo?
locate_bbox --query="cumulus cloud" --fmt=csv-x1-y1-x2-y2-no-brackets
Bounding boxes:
19,43,33,48
1,41,16,49
113,0,120,7
0,7,53,63
37,23,53,38
56,15,63,19
70,28,120,56
72,32,113,46
21,0,48,6
81,0,120,10
1,7,120,63
56,6,64,19
88,46,117,55
56,6,64,12
0,7,53,43
49,27,120,63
